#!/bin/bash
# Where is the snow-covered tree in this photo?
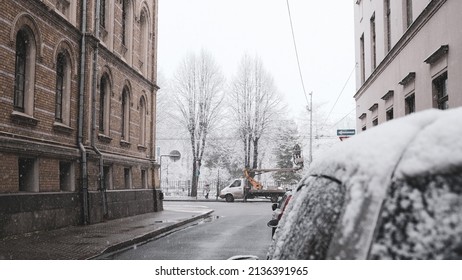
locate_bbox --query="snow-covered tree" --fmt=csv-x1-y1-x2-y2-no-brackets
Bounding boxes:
228,55,283,173
171,50,225,197
272,119,303,185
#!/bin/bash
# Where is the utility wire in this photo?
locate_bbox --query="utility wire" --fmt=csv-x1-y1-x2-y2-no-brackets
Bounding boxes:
330,107,356,128
286,0,309,106
325,64,356,122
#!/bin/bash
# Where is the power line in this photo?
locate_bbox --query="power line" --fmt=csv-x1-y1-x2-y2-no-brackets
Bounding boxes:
330,107,356,128
325,64,356,122
286,0,309,107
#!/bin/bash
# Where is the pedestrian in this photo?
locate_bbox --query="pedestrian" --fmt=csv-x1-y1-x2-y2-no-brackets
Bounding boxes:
204,184,210,199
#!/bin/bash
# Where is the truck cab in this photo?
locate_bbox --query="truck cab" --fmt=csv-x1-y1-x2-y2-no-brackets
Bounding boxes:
219,178,245,202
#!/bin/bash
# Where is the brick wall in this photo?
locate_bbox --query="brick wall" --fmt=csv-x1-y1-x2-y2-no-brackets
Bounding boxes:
0,0,160,236
0,153,19,193
39,158,60,192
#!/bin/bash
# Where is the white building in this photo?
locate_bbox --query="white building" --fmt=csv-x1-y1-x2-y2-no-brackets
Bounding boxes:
354,0,462,131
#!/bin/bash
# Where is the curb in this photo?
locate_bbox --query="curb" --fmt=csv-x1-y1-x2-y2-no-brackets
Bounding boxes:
88,209,215,259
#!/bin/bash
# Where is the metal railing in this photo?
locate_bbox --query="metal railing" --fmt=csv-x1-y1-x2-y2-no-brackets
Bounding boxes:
161,180,293,199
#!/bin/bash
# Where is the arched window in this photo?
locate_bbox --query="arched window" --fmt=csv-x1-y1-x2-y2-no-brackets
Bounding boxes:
99,75,111,135
55,52,71,125
139,9,149,76
121,87,130,141
13,27,36,116
139,96,147,146
55,53,65,121
121,0,133,64
14,30,27,112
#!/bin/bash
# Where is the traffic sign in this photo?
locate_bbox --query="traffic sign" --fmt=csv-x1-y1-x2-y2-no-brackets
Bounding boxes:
337,129,356,136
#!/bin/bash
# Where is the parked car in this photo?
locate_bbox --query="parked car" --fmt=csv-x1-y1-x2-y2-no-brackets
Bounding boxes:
267,108,462,260
267,191,293,237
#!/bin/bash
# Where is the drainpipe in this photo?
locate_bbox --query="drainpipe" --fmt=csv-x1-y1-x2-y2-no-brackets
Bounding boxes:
78,0,89,225
91,0,108,218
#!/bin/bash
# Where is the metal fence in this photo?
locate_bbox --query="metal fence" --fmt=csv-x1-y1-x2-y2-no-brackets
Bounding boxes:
160,180,293,199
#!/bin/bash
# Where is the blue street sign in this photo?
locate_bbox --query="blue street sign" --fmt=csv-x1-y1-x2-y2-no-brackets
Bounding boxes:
337,129,356,136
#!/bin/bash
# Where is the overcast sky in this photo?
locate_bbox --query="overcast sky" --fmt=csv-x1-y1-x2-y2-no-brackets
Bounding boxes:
157,0,357,127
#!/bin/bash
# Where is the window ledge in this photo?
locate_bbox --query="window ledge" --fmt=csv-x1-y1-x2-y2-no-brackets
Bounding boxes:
368,103,379,112
11,111,38,126
381,90,394,101
53,122,73,134
137,144,147,151
424,45,449,64
399,72,416,86
120,140,131,148
98,133,112,143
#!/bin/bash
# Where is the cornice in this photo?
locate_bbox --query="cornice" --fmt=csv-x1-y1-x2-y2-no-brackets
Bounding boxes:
354,0,447,100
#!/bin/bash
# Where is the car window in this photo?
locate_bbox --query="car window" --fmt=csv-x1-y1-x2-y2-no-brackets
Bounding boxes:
268,176,344,259
230,180,241,188
370,171,462,259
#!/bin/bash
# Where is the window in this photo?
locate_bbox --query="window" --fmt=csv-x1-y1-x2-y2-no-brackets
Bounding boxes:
360,34,365,84
231,180,241,188
120,0,133,63
268,177,344,259
370,13,377,70
362,126,367,131
372,118,378,126
56,0,70,18
99,75,111,134
55,54,64,121
14,30,28,112
19,158,37,192
386,108,394,121
139,9,149,75
405,0,413,28
100,0,106,29
141,169,147,188
139,97,146,146
103,165,112,190
121,87,130,141
405,94,415,115
384,0,391,52
59,162,74,191
55,52,71,124
124,167,132,189
122,0,127,46
433,73,448,110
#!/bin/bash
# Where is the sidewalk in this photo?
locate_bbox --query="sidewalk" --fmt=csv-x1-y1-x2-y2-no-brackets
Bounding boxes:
0,203,213,260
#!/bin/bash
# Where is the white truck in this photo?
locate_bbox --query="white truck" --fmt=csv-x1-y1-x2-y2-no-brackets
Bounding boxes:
218,177,286,203
219,144,304,203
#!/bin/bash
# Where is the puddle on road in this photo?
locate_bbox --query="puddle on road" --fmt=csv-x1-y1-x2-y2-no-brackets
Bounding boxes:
197,215,221,224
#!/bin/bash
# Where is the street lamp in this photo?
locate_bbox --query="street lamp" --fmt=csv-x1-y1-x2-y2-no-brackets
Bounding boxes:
159,150,181,190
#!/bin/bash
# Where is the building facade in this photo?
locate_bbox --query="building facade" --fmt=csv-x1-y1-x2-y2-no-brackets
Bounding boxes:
354,0,462,131
0,0,161,237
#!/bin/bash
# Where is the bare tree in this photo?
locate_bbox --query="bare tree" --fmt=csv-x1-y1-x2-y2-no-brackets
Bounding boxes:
229,55,283,173
171,50,225,197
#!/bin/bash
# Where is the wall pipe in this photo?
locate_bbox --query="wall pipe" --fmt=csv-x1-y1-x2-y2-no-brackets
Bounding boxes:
78,0,89,225
91,0,108,218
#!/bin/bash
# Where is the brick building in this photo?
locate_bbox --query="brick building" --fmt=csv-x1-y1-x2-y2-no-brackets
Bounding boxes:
354,0,462,131
0,0,161,237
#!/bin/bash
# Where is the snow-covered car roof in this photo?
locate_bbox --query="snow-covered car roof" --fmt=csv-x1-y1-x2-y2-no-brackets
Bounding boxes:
269,107,462,259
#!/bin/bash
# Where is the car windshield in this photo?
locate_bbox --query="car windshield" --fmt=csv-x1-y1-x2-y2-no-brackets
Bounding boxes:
268,176,344,259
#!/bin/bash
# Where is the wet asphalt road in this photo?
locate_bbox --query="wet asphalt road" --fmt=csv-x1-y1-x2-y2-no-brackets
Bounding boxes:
104,201,273,260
